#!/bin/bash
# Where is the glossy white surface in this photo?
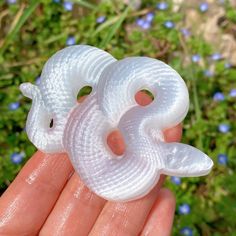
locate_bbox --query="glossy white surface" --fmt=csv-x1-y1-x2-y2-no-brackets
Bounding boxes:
20,45,116,153
20,45,213,202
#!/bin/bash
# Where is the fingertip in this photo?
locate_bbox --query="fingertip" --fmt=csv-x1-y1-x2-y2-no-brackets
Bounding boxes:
158,188,176,208
140,188,176,236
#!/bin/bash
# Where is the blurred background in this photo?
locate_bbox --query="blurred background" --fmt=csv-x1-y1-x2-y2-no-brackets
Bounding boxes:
0,0,236,235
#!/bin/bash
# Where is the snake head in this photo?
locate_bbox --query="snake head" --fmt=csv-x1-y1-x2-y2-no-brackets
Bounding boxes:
20,45,116,153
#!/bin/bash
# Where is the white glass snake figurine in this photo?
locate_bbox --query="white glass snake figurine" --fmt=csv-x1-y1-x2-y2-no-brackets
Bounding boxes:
20,45,213,202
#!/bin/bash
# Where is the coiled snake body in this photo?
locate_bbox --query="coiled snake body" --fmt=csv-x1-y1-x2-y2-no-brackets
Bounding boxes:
20,45,213,201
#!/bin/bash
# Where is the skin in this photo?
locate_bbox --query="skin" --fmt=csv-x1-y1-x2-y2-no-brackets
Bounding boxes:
0,92,182,236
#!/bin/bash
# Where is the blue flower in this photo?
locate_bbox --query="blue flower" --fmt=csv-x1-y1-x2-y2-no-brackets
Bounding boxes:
53,0,60,3
211,53,222,61
199,2,209,12
66,36,76,46
96,16,106,24
171,176,181,185
63,1,73,11
9,102,20,111
180,227,193,236
10,152,24,164
35,76,41,85
204,70,214,77
136,18,145,27
6,0,17,4
142,21,151,29
146,12,154,22
229,88,236,97
218,154,228,165
164,20,175,29
218,124,230,133
156,2,168,10
191,54,201,63
136,18,151,29
181,28,191,37
213,92,225,101
178,203,191,215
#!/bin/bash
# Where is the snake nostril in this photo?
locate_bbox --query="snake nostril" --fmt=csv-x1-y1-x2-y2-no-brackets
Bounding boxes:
135,90,154,106
107,130,126,156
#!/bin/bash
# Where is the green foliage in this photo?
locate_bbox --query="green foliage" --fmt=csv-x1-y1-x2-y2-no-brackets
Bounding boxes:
0,0,236,235
226,6,236,23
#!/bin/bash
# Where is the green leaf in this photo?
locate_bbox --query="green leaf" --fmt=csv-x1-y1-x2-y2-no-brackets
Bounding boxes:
99,7,129,49
93,15,121,36
71,0,96,10
0,1,40,56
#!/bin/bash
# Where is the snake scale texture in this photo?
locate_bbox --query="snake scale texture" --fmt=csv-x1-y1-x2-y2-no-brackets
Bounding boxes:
20,45,213,202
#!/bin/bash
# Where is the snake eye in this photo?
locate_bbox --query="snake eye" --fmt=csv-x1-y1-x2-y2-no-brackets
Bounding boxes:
135,89,154,106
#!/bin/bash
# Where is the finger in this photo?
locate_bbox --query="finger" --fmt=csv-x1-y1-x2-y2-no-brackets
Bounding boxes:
140,188,176,236
88,176,165,236
39,173,106,236
164,124,182,143
0,151,73,235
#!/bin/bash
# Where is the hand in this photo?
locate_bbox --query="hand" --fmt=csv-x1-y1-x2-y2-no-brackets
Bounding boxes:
0,92,182,236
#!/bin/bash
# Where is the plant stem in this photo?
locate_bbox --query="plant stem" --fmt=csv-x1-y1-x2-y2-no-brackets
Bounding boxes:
0,1,39,57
